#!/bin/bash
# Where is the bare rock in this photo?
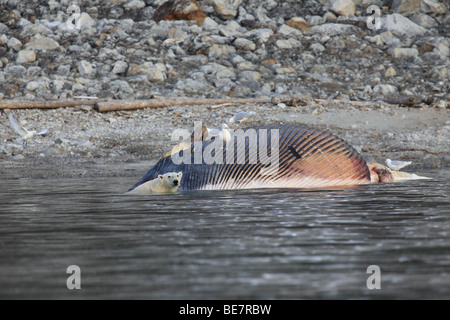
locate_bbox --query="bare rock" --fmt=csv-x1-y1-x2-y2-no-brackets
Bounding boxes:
420,0,448,14
25,35,60,51
393,0,422,12
78,60,95,77
410,13,439,28
330,0,355,16
212,0,243,20
286,17,311,32
7,37,22,51
373,84,398,96
152,0,206,26
381,13,428,36
390,48,419,59
233,38,256,51
16,50,36,64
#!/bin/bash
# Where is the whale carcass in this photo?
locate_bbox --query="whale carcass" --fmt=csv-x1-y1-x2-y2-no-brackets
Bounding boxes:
128,125,374,192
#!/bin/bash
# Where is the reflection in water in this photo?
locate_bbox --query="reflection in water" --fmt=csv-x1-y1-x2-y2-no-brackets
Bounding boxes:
0,170,449,299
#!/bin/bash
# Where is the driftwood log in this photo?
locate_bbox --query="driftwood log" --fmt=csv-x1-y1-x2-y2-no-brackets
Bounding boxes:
94,97,270,112
0,97,270,112
0,100,99,110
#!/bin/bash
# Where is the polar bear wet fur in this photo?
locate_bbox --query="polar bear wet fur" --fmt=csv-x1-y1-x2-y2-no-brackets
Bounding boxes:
126,172,183,195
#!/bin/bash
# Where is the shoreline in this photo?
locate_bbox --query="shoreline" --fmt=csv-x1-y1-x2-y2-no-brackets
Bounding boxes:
1,100,448,181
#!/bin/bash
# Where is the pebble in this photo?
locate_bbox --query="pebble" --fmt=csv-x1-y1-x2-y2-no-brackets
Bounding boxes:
384,67,397,77
373,84,399,96
7,37,22,51
78,60,95,77
25,35,60,51
16,50,36,63
213,0,243,20
381,13,428,36
233,38,256,51
330,0,355,16
390,48,419,59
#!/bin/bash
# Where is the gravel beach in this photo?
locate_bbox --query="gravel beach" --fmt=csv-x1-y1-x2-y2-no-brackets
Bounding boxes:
0,0,448,180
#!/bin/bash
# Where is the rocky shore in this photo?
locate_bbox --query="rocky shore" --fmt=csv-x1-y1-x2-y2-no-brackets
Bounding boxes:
0,0,449,179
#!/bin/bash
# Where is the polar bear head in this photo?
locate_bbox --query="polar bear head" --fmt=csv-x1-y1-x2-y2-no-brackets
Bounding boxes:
158,172,183,190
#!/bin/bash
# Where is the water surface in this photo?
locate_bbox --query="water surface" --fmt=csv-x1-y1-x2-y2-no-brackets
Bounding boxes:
0,170,449,299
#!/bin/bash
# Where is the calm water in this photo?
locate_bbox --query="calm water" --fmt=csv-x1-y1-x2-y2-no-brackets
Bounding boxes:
0,170,449,299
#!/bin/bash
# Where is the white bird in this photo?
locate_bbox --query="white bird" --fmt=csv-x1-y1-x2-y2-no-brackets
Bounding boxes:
8,113,48,144
386,158,412,171
228,111,255,128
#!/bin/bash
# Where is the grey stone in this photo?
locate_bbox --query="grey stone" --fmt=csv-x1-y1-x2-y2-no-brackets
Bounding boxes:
251,28,274,44
202,17,219,31
236,61,256,71
434,43,449,57
420,0,448,14
276,40,293,49
373,84,398,96
109,80,134,94
126,75,151,86
0,23,8,34
390,48,419,59
381,13,428,36
233,38,256,51
4,65,27,77
7,37,22,51
76,13,96,30
213,0,243,20
52,79,66,92
410,13,439,28
393,0,421,12
20,23,52,37
239,71,261,81
309,15,325,26
78,60,95,77
219,20,243,37
310,43,326,53
277,24,302,36
57,65,71,77
216,68,237,80
311,23,359,36
330,0,355,16
112,61,129,74
16,50,36,64
140,63,166,83
124,0,146,10
26,36,60,51
175,78,212,94
26,78,50,92
208,44,236,59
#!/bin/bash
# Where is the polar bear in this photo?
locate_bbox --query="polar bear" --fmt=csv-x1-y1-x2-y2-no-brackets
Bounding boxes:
126,172,183,195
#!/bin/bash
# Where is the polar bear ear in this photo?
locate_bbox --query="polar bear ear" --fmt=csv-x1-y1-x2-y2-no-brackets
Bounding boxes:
158,174,164,180
178,172,183,178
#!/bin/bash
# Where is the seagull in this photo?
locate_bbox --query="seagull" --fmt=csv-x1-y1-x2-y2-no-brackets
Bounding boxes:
228,111,255,129
8,113,48,145
385,158,412,171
